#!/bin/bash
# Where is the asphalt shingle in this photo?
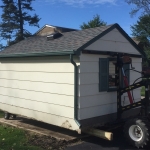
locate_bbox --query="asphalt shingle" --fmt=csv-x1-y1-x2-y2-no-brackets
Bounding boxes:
0,25,112,56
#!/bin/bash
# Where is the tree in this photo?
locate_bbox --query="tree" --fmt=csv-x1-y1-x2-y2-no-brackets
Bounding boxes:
125,0,150,16
131,14,150,65
80,14,107,29
0,0,40,46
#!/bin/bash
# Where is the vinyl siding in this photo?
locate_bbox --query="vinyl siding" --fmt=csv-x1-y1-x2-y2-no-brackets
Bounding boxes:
0,56,80,130
78,53,142,120
85,28,141,55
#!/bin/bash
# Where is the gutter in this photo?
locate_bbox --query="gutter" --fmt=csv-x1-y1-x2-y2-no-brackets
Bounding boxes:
0,51,74,58
70,54,81,127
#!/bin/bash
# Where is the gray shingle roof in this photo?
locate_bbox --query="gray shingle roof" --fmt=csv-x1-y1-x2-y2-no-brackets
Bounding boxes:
0,23,144,57
0,24,112,56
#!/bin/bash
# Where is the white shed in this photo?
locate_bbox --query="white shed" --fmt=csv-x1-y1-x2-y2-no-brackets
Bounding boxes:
0,24,144,132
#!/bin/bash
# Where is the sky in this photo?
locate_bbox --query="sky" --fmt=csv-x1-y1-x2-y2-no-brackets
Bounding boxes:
0,0,141,36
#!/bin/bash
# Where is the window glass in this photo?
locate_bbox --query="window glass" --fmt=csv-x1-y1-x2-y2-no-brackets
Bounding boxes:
108,60,117,90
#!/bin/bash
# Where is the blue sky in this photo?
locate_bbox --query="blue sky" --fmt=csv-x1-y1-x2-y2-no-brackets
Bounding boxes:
0,0,141,36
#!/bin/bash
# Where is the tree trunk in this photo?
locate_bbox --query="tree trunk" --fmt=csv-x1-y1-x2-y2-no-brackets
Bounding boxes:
18,0,24,40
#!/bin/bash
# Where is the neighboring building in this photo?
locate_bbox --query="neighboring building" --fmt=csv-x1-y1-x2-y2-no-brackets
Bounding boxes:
132,37,148,51
0,24,144,131
35,24,77,36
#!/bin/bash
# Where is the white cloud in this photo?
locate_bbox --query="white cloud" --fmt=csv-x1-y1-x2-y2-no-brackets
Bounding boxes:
40,0,117,7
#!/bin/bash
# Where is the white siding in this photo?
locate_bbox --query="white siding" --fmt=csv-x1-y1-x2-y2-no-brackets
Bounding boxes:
0,56,80,130
85,28,141,55
0,103,79,130
78,54,142,120
122,57,142,106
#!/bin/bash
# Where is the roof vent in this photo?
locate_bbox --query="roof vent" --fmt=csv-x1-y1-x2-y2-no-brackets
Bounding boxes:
47,32,62,40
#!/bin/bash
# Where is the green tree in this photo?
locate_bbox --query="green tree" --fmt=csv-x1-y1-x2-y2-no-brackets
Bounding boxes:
125,0,150,16
0,0,40,46
131,14,150,65
80,14,107,29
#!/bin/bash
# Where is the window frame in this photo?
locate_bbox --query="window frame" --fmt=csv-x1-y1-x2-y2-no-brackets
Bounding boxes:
99,57,130,92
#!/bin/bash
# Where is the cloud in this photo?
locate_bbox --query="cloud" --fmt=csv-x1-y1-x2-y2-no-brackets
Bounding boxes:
40,0,117,7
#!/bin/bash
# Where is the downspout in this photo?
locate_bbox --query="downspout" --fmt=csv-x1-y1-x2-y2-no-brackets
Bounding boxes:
70,54,81,127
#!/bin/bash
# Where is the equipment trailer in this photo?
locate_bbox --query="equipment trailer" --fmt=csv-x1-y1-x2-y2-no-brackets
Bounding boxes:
110,54,150,148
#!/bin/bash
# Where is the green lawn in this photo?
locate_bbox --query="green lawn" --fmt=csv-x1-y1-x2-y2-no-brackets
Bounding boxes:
0,110,43,150
0,111,4,118
0,124,42,150
141,86,145,96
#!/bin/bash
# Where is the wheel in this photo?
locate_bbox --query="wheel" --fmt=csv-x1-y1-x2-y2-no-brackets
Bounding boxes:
11,114,16,119
4,112,10,120
124,118,150,148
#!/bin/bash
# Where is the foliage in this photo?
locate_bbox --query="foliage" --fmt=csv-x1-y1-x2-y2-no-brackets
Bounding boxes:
80,14,107,29
125,0,150,16
0,110,4,118
0,0,40,46
0,124,42,150
141,86,145,96
131,15,150,65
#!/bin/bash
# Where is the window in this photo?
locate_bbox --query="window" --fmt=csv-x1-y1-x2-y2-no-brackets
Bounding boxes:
99,58,130,92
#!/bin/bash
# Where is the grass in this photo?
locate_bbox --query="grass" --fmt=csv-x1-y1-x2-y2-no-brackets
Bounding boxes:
141,86,145,96
0,124,42,150
0,111,4,118
0,110,43,150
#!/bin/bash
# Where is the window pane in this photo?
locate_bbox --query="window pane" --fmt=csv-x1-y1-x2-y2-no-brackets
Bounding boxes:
109,60,116,89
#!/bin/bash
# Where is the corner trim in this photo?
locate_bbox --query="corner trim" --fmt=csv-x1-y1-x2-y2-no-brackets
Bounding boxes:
70,54,81,127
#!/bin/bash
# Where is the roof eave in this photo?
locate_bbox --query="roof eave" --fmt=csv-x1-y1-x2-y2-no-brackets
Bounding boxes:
0,51,75,58
76,23,144,57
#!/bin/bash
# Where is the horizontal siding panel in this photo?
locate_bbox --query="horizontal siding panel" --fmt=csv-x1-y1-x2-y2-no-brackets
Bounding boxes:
130,72,141,83
79,73,98,85
0,103,79,130
100,29,130,42
79,92,117,108
0,79,74,96
80,62,98,73
80,54,107,62
0,95,74,118
0,63,74,73
85,40,140,55
0,71,74,84
0,87,74,107
132,58,142,63
79,103,117,120
79,84,117,97
122,89,141,105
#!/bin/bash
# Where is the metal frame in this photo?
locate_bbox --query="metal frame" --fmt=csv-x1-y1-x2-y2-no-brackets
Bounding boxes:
116,54,150,120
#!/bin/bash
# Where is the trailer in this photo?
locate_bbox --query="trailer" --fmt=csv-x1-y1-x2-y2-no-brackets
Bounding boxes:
0,23,148,148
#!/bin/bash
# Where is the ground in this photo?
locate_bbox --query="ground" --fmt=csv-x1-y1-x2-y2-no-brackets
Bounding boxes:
0,112,83,150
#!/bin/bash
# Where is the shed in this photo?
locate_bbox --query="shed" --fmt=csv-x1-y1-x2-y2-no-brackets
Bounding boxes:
0,24,144,132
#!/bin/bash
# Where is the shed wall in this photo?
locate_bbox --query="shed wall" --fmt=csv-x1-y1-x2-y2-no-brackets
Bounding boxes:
0,56,80,130
78,54,142,120
85,28,141,55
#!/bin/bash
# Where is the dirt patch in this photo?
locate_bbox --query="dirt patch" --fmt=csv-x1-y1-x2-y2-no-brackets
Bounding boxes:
0,115,84,150
27,132,82,150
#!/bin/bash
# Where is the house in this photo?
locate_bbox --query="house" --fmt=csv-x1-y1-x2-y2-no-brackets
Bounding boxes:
35,24,77,36
0,24,144,131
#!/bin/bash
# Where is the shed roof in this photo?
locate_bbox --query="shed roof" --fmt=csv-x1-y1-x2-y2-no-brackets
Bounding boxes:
0,23,144,58
34,24,77,36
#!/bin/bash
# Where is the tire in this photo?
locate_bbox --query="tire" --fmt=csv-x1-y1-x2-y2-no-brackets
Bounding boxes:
124,118,150,148
4,112,10,120
11,114,16,119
